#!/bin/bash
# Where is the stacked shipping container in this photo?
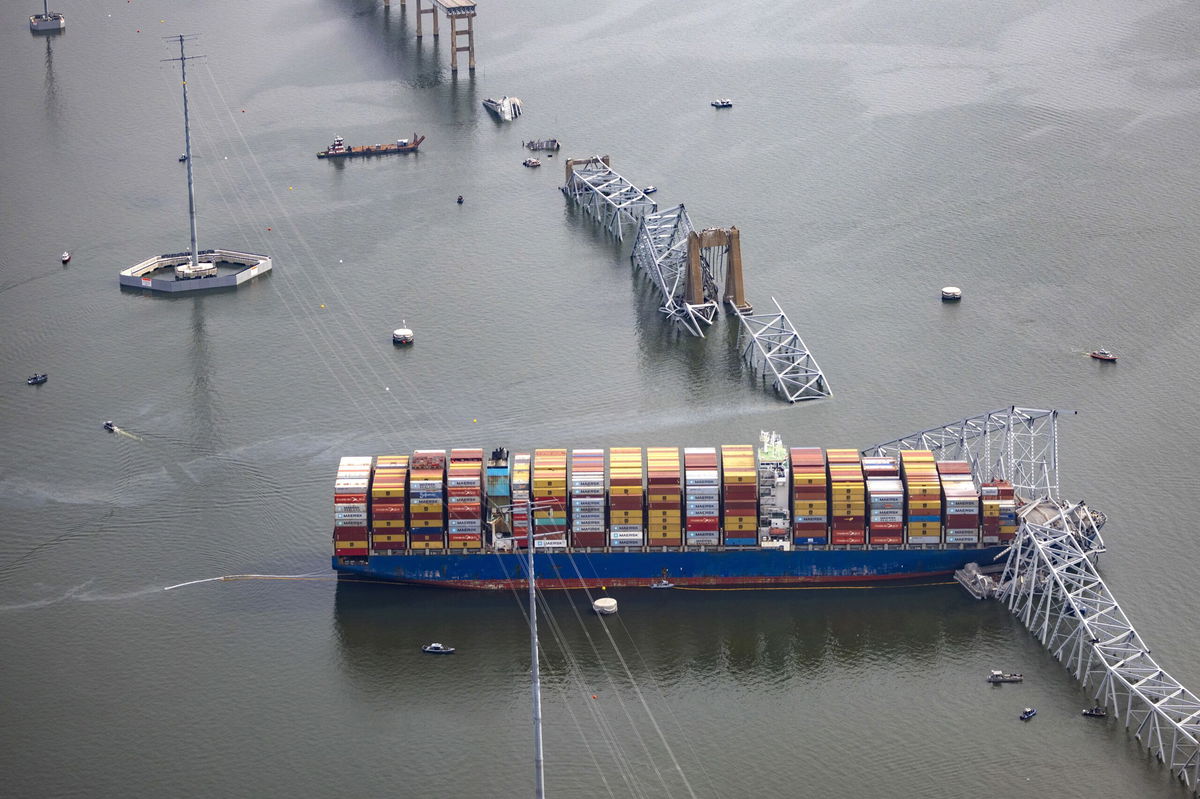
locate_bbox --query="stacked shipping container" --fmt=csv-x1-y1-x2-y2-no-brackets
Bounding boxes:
862,456,903,545
683,447,720,545
510,452,532,546
609,448,645,547
938,461,980,544
646,447,682,546
409,450,447,550
334,456,372,556
900,450,942,544
370,455,409,551
533,449,568,548
827,449,866,545
756,433,790,538
790,448,828,545
980,480,1018,543
720,445,757,546
447,449,484,549
485,448,511,536
571,449,607,547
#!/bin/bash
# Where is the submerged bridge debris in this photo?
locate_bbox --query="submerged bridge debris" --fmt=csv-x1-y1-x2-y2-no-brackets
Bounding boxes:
872,407,1200,795
564,158,831,403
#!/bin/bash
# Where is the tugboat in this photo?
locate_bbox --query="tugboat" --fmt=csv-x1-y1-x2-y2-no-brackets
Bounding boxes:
987,670,1024,684
643,186,658,195
650,579,674,589
522,158,541,168
26,373,48,386
421,642,455,654
178,153,188,163
482,96,523,121
1019,707,1037,721
1090,349,1118,362
711,98,733,108
103,421,117,433
316,133,425,159
61,251,71,264
1081,706,1107,718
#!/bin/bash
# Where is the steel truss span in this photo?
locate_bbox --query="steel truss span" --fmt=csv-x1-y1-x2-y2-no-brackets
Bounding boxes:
630,204,718,336
560,155,657,241
1000,504,1200,793
733,298,830,402
864,406,1067,501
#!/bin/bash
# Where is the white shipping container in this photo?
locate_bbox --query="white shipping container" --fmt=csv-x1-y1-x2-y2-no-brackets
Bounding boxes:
534,538,567,549
610,531,644,542
610,524,644,533
410,480,443,491
907,535,942,543
334,503,367,513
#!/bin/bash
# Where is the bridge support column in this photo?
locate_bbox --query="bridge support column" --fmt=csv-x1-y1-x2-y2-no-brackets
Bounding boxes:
723,226,751,312
416,0,438,37
450,14,476,72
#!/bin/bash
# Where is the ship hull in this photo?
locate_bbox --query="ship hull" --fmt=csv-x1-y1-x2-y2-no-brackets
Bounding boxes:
333,546,1007,590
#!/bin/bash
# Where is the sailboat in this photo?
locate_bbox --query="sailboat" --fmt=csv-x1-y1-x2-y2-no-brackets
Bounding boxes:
29,0,65,32
118,35,272,294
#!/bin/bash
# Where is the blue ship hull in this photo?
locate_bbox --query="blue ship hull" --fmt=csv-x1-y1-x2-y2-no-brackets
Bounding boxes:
333,546,1007,590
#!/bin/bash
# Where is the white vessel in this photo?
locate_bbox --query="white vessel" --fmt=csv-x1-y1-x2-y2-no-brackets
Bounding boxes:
392,322,414,345
941,286,962,301
30,0,65,31
482,96,523,121
592,597,618,615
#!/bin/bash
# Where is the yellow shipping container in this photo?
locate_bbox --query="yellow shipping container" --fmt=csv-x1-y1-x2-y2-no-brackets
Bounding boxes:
372,534,407,543
372,519,406,528
410,519,444,528
723,515,756,524
648,510,682,520
409,540,444,550
647,523,680,534
372,488,406,498
448,540,480,550
724,523,756,532
410,503,442,514
334,540,368,550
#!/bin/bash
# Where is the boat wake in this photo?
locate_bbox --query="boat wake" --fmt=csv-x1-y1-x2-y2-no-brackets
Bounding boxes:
163,572,330,591
0,581,163,611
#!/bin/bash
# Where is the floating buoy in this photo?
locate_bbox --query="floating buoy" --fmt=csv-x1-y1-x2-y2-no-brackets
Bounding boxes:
473,419,477,423
319,304,325,309
266,227,271,231
592,695,598,699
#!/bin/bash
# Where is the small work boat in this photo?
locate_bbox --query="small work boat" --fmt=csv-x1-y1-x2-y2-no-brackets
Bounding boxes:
1090,349,1117,362
61,251,71,264
643,186,658,195
650,579,674,589
178,153,188,162
26,373,48,386
592,597,618,615
30,0,65,31
392,323,414,345
523,139,560,151
1081,706,1107,718
422,642,455,654
103,421,116,432
522,158,541,168
456,195,464,205
941,286,962,301
986,670,1024,684
711,98,733,108
1019,707,1037,721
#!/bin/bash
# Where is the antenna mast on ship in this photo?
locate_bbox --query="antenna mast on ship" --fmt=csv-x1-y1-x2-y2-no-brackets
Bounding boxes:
163,34,202,273
525,497,546,799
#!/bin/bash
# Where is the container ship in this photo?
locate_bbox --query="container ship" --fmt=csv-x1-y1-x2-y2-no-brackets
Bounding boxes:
332,434,1019,590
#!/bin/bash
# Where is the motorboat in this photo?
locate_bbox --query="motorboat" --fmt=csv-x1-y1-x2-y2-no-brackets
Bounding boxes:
592,597,618,615
522,158,541,168
422,642,455,654
650,579,674,589
457,195,464,205
1081,706,1107,718
1090,349,1117,361
392,322,414,345
711,99,733,108
26,373,48,386
103,421,117,432
941,286,962,301
1019,707,1037,721
986,670,1023,684
643,186,658,195
482,96,523,121
178,154,188,162
61,251,71,264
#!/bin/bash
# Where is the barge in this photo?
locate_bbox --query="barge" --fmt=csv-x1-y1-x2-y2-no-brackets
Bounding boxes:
317,134,425,159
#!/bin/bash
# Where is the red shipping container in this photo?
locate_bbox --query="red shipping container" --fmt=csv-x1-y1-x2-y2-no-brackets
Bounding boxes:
334,493,367,504
869,535,903,544
448,533,481,542
572,532,606,547
371,510,407,521
374,542,407,550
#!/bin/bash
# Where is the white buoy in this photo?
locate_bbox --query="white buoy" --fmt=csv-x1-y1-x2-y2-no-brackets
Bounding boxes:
592,597,618,615
941,286,962,301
